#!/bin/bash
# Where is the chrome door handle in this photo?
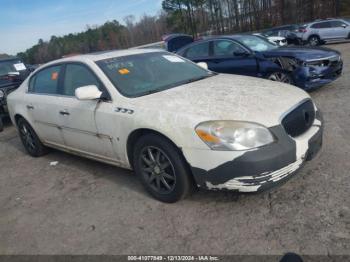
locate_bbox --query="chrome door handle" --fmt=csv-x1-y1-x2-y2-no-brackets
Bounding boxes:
59,110,70,116
26,105,34,110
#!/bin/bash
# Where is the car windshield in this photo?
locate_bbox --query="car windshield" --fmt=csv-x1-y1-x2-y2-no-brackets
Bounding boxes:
97,52,213,97
0,59,26,77
234,35,278,52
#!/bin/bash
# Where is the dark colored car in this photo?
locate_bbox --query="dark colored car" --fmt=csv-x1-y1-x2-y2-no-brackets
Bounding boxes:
0,57,30,131
261,24,302,45
132,34,194,52
176,34,343,91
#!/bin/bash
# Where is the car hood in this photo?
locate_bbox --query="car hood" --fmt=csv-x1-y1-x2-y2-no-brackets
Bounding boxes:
130,74,310,127
260,47,340,61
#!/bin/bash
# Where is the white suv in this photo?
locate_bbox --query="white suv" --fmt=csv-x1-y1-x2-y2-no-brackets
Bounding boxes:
298,19,350,46
7,49,323,202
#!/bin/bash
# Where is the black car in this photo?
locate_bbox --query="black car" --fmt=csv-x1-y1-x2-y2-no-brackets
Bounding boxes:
0,57,30,131
262,24,301,45
176,34,343,90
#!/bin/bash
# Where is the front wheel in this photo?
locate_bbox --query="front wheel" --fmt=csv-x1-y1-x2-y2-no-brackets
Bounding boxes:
17,118,48,157
267,72,294,85
133,134,193,203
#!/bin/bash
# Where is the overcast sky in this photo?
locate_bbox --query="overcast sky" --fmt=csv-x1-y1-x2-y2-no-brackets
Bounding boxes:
0,0,162,55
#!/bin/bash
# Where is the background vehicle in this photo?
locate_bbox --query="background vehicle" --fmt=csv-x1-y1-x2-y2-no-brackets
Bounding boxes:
261,24,301,45
7,50,322,202
176,34,343,90
253,33,288,46
297,19,350,46
131,33,193,52
0,57,30,131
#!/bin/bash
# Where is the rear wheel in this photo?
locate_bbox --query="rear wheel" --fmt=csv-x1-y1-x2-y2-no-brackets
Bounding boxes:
268,72,294,85
308,35,320,46
133,134,193,203
17,118,48,157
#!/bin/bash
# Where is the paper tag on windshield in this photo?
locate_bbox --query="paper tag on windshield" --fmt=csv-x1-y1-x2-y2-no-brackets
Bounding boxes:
14,63,26,71
163,55,185,63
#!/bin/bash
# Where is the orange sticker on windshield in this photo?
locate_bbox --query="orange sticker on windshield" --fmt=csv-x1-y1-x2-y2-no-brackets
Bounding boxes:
51,72,59,80
118,68,130,75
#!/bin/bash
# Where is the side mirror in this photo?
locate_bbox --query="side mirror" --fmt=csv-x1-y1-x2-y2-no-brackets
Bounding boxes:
75,85,102,100
342,24,348,28
197,62,208,70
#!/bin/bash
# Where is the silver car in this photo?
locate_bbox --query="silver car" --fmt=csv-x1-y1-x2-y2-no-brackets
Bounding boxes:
297,19,350,46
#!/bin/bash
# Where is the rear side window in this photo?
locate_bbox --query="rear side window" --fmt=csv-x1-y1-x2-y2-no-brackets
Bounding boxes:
184,42,210,58
213,40,246,56
63,64,100,96
31,65,61,94
311,22,331,29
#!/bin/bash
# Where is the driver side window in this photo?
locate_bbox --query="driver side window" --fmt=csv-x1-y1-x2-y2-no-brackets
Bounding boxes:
213,40,246,57
62,64,100,96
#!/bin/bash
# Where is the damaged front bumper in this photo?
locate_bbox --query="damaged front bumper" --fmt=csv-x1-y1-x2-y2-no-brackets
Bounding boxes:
293,60,343,90
184,112,323,192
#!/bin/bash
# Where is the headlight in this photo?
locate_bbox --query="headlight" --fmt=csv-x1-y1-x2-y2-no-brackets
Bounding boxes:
195,121,275,151
0,90,4,99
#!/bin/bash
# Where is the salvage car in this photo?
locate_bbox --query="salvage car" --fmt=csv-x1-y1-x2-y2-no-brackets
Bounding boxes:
8,49,323,202
0,57,30,131
176,34,343,90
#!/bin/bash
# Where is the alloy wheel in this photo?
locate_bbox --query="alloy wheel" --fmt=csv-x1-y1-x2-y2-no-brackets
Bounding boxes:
268,72,292,84
309,37,319,46
140,146,176,194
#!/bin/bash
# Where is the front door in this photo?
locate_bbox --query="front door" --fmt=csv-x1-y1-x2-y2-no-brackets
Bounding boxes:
207,40,258,76
58,63,116,160
330,21,349,39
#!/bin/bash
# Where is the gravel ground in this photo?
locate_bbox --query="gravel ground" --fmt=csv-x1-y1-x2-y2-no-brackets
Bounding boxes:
0,43,349,256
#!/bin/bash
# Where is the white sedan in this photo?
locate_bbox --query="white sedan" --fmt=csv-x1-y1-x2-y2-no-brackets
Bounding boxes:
7,49,323,202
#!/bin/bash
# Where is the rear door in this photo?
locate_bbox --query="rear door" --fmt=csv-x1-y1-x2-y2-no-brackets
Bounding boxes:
180,41,211,65
207,39,258,76
26,65,65,146
313,22,333,39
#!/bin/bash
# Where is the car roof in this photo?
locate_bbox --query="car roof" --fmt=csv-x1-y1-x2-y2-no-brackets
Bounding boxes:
43,48,165,67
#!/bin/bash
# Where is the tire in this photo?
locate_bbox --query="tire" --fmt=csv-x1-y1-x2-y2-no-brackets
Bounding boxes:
267,71,294,85
0,117,3,132
308,35,321,46
133,134,193,203
17,118,48,157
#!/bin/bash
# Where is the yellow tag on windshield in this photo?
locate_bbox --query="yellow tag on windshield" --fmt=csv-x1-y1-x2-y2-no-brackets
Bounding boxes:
118,68,130,75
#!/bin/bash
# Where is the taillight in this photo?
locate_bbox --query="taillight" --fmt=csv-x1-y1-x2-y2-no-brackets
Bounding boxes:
299,28,307,33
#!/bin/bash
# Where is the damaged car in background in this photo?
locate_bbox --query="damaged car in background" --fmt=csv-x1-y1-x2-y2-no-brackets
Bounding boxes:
0,57,31,131
8,49,323,202
176,34,343,90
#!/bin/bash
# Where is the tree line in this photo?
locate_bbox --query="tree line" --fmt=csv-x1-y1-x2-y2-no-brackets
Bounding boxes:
16,0,350,64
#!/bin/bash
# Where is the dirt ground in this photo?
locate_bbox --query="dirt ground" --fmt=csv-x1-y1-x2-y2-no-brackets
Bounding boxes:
0,43,349,256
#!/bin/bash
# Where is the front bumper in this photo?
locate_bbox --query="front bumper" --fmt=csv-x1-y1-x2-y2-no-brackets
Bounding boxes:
184,112,323,192
293,61,343,90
